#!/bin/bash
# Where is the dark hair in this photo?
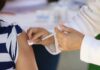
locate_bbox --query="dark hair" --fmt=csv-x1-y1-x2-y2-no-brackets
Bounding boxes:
48,0,59,3
0,0,6,27
0,0,7,10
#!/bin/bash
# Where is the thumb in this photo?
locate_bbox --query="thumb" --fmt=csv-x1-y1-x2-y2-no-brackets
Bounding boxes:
55,27,62,34
55,27,65,39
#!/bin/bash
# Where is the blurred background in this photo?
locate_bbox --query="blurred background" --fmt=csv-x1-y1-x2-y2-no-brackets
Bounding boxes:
57,51,87,70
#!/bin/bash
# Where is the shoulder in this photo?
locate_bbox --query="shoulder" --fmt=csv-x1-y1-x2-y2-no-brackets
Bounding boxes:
0,20,22,34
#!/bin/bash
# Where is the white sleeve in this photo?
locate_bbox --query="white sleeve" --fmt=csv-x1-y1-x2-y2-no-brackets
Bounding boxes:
63,0,100,37
80,35,100,65
79,0,100,65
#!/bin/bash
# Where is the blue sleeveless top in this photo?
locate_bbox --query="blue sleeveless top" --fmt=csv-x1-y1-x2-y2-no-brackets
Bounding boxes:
0,20,22,70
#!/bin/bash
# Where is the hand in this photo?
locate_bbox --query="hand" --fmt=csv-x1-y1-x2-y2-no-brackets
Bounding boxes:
55,25,84,51
27,27,54,46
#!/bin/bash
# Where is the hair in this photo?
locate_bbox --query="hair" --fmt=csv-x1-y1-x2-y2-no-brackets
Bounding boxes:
0,0,7,27
48,0,59,3
0,0,7,11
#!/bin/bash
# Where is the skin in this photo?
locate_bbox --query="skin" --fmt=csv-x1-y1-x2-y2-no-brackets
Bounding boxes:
27,24,84,52
16,32,38,70
27,27,54,46
55,25,84,51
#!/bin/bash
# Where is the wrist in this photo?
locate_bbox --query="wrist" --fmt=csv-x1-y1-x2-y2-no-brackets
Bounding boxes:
79,34,84,49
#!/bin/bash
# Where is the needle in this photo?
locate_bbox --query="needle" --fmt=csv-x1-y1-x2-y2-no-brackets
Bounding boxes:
42,33,54,40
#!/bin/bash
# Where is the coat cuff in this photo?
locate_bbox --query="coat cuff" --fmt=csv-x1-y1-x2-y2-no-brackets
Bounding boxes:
80,35,100,65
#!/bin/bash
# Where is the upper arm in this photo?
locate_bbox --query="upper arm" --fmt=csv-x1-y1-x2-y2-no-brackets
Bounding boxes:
13,25,38,70
16,32,38,70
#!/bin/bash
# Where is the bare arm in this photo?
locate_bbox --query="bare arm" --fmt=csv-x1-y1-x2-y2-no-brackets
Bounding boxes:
16,32,38,70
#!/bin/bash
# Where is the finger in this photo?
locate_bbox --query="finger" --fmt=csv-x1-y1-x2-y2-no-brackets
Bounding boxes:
27,28,34,39
60,24,74,33
55,27,62,34
34,39,42,44
55,27,65,38
32,32,43,41
27,28,41,39
32,31,49,41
